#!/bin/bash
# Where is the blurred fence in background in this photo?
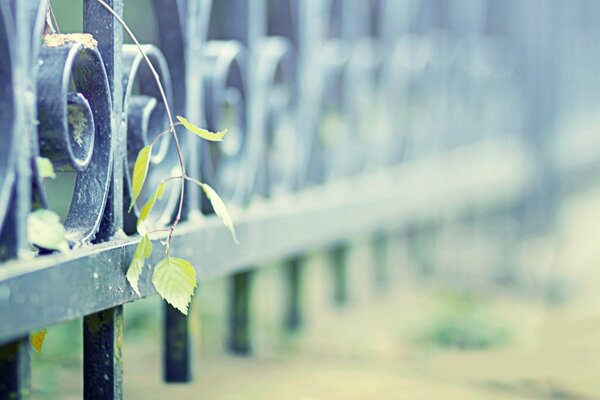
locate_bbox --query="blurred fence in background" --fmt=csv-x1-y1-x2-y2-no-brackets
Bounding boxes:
1,0,600,398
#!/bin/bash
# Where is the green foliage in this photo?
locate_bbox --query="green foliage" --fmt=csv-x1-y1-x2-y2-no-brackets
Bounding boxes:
27,209,69,252
88,1,234,316
127,235,153,296
129,145,152,212
177,115,228,142
35,157,56,179
152,257,197,315
137,181,167,233
199,182,239,244
419,292,509,350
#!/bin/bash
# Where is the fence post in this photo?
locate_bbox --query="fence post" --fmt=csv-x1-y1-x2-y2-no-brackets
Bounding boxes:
329,244,350,305
164,302,192,382
0,338,30,400
83,307,124,400
283,257,303,331
153,0,200,383
372,233,389,291
82,1,124,398
228,270,254,355
0,0,32,397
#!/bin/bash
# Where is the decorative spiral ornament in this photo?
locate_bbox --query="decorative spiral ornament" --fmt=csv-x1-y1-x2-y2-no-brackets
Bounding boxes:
345,38,385,171
152,0,188,118
202,40,248,203
317,39,353,181
122,44,179,234
36,41,113,244
255,36,298,195
377,37,416,165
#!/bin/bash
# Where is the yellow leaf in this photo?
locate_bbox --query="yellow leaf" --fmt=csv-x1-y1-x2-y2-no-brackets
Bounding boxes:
156,180,167,199
129,145,152,212
31,329,48,353
127,235,152,296
152,257,197,315
136,181,167,233
28,210,69,252
36,157,56,179
177,116,227,142
200,182,239,244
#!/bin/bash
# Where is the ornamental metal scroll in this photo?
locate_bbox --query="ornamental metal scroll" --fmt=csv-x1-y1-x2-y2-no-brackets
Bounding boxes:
151,0,188,119
346,38,385,172
201,40,248,204
35,42,113,244
255,36,298,196
122,44,179,234
317,38,352,181
152,0,212,215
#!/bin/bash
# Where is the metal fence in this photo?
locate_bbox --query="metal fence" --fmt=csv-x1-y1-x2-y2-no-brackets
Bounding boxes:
0,0,534,399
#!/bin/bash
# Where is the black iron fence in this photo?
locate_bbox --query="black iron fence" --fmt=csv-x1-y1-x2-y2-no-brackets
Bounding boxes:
0,0,533,399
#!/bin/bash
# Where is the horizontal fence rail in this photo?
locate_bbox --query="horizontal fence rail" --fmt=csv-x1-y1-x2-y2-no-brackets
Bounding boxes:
0,0,534,399
0,142,532,345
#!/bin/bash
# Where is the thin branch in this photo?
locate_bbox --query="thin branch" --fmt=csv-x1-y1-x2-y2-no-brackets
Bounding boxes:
95,0,176,137
147,227,171,235
95,0,188,253
161,175,185,184
150,122,183,148
48,2,60,34
184,176,204,188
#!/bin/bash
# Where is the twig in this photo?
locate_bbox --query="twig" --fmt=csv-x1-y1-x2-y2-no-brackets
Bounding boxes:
150,122,183,147
146,228,171,235
48,2,60,34
95,0,187,253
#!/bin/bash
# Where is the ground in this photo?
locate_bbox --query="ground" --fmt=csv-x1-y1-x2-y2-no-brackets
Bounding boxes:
31,277,600,400
30,186,600,400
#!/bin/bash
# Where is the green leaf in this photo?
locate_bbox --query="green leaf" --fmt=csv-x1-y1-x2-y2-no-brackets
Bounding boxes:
31,328,48,353
127,235,152,296
136,181,168,233
129,145,152,212
27,209,69,252
35,157,56,179
200,182,239,244
152,257,197,315
156,180,167,198
177,115,228,142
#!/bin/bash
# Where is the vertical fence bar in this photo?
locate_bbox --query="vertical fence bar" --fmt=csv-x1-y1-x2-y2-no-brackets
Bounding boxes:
329,244,349,305
163,303,192,382
372,233,389,291
0,209,29,400
208,0,259,357
283,257,303,331
0,1,32,397
82,1,124,399
0,338,30,400
83,307,124,400
228,270,253,355
153,0,196,382
84,0,123,239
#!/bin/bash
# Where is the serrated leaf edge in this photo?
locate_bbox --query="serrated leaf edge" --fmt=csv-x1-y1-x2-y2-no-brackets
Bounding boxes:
177,115,228,142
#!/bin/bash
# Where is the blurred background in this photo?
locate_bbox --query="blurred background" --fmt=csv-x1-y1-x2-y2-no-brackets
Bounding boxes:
34,0,600,398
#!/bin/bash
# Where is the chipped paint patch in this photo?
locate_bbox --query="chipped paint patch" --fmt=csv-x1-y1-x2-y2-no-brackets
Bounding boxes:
44,33,98,49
